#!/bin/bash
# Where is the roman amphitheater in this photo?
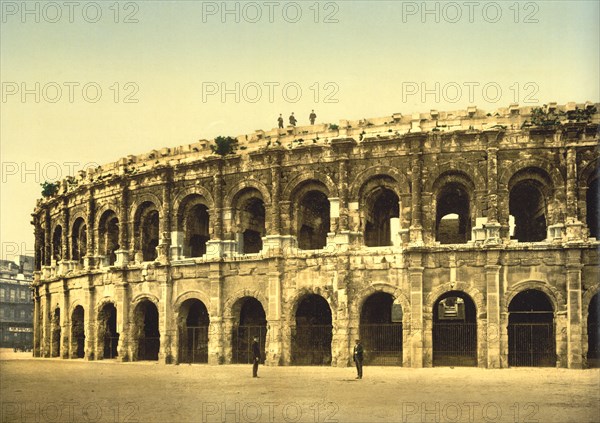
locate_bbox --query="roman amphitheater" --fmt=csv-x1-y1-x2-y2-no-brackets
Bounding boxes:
31,102,599,369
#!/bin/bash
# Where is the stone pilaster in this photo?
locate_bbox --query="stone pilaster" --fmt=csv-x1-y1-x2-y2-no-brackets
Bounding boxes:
566,249,584,368
115,283,130,361
41,286,50,357
208,261,224,364
408,252,424,367
60,282,70,359
84,191,95,268
566,147,585,241
159,270,174,364
485,251,502,368
332,253,351,367
84,283,95,360
484,134,502,242
408,134,425,245
115,183,129,266
265,258,283,365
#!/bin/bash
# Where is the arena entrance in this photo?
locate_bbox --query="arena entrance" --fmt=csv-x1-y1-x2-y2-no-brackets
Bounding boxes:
98,303,119,359
134,300,160,361
359,292,403,365
71,306,85,359
232,297,267,364
508,289,555,367
587,294,599,368
292,294,332,365
432,291,477,366
179,299,209,363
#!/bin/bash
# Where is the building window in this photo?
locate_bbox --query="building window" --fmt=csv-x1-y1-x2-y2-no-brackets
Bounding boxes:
20,290,26,300
20,310,26,319
0,308,4,318
10,290,16,301
0,288,5,301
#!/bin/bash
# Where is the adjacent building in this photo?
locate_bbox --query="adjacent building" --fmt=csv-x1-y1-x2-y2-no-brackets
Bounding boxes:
0,256,34,349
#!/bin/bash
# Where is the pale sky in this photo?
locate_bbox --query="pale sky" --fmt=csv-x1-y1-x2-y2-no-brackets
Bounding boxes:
1,0,599,262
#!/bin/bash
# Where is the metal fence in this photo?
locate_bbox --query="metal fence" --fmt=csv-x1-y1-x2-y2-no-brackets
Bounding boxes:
432,323,477,366
137,336,160,361
179,326,209,363
292,324,332,366
232,325,267,364
103,335,119,359
360,324,403,366
508,323,555,367
74,335,85,358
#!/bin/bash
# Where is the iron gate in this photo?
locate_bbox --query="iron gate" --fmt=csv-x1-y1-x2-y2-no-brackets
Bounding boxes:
103,335,119,359
292,324,332,365
179,326,209,363
508,323,555,367
75,335,85,358
138,336,160,360
432,323,477,366
232,325,267,364
360,324,403,366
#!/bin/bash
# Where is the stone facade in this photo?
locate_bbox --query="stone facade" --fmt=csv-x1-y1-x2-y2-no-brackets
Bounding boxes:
31,102,600,368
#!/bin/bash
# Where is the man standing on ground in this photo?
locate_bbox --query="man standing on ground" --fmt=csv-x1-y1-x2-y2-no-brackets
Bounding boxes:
252,336,261,378
277,114,284,128
309,110,317,125
353,339,363,379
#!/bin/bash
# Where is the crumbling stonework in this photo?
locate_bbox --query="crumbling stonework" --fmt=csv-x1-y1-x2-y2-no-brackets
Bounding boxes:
31,102,600,368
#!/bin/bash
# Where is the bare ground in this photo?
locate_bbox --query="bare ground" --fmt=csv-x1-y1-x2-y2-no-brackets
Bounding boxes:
0,350,598,423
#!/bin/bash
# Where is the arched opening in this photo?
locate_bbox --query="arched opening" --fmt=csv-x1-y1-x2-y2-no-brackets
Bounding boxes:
232,297,267,364
364,188,400,247
508,289,555,367
359,292,403,365
432,291,477,366
587,177,599,240
509,181,547,242
70,306,85,359
292,294,332,365
134,202,160,262
133,300,160,361
297,191,330,250
179,299,210,363
436,183,471,244
71,218,87,263
99,211,119,265
52,225,63,262
98,303,119,359
587,294,599,368
184,203,210,258
238,197,266,254
51,308,61,358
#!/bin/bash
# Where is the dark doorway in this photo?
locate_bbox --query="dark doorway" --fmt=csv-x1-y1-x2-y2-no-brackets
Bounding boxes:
508,289,555,367
232,297,267,364
436,183,471,244
365,188,400,247
510,181,547,242
292,294,332,365
179,299,209,363
71,306,85,359
587,294,599,368
297,191,330,250
359,292,403,365
186,204,210,257
99,303,119,359
432,291,477,366
135,301,160,361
